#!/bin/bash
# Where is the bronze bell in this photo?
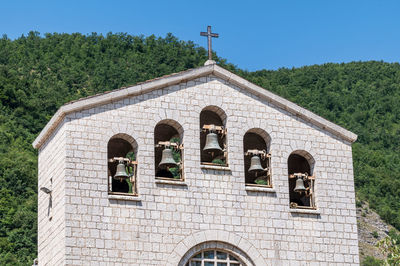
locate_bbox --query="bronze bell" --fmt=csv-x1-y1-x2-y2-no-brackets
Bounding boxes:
248,155,264,173
114,161,129,180
159,148,178,168
294,177,306,193
203,132,222,153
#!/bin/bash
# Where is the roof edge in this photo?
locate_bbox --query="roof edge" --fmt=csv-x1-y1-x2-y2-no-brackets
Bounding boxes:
33,63,357,149
32,64,214,149
212,65,357,143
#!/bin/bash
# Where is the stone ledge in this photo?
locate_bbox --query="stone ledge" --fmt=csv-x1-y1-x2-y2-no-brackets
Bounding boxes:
289,208,320,215
200,164,231,171
245,185,275,193
155,179,187,186
108,194,142,201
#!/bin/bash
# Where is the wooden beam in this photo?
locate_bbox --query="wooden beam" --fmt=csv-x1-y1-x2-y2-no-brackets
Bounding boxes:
108,157,138,164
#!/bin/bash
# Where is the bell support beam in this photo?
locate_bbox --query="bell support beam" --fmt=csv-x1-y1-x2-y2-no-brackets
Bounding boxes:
108,157,138,165
155,141,183,150
289,173,315,180
244,149,271,158
201,124,226,135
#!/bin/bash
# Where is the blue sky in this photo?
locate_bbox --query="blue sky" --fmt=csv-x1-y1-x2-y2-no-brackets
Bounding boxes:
1,0,400,71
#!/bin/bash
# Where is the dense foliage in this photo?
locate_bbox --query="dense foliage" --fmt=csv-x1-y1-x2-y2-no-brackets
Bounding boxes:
0,32,399,264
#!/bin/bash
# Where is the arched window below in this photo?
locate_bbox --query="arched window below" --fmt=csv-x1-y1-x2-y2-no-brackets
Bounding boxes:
200,106,227,167
107,134,138,195
154,120,183,180
243,129,271,187
288,151,316,209
186,249,243,266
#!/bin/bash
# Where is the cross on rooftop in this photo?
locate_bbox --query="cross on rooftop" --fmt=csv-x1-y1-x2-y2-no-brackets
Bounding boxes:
200,26,219,60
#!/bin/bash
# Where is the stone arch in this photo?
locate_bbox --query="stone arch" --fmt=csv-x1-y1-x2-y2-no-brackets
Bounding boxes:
287,150,316,208
281,141,318,169
107,133,138,175
101,120,139,154
200,105,227,126
238,119,275,155
244,128,271,152
243,128,272,185
165,230,266,266
108,133,138,155
154,119,184,179
288,150,315,175
154,119,184,141
101,129,140,171
107,133,138,193
200,106,228,165
180,241,251,266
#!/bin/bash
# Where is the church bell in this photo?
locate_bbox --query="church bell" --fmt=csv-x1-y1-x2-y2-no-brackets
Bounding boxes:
159,148,178,168
114,161,129,180
203,132,222,153
294,177,306,193
248,155,264,173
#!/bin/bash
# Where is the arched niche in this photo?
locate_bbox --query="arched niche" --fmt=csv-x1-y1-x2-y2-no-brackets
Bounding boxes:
107,133,138,194
243,128,271,186
154,119,184,180
200,106,227,166
288,150,316,208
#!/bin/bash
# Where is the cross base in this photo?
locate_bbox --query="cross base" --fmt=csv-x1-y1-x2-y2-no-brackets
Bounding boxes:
204,60,216,66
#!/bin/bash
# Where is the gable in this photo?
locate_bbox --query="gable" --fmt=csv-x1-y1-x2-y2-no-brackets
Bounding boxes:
32,63,357,149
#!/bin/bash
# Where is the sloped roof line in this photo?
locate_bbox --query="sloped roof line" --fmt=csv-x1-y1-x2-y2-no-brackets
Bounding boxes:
32,64,357,149
212,65,357,143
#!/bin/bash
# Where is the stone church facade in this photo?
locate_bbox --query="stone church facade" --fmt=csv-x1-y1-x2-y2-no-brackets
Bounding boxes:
34,62,359,265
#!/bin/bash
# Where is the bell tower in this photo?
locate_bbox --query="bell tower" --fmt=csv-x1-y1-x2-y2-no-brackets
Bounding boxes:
34,58,359,265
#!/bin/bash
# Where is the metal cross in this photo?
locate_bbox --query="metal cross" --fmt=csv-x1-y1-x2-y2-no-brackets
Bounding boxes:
200,26,219,60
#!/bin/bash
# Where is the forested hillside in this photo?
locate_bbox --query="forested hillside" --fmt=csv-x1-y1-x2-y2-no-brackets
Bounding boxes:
0,32,399,265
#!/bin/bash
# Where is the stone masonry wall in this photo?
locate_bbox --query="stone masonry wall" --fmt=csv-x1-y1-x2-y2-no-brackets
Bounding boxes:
38,121,67,265
49,75,359,265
